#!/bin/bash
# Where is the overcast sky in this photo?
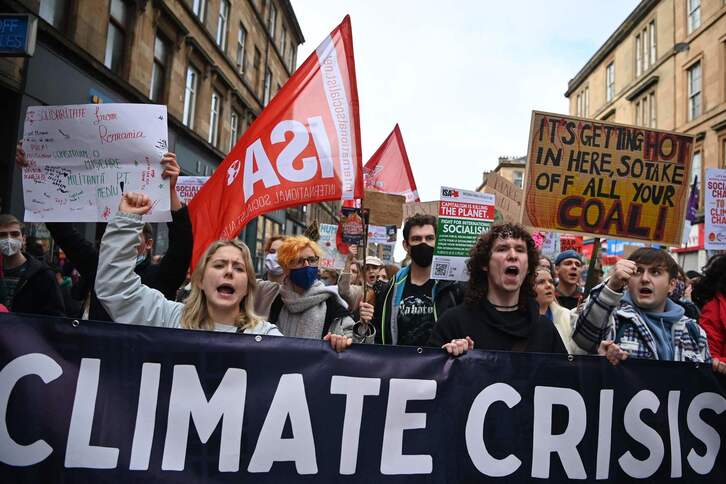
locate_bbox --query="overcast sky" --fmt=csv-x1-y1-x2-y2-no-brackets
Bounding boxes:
290,0,639,202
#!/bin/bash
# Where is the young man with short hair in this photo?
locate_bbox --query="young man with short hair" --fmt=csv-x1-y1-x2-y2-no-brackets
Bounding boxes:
0,214,65,316
573,247,725,374
554,250,584,309
427,223,567,355
373,213,463,346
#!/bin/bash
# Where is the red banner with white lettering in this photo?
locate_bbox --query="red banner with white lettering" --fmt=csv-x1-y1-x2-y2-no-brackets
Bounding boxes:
189,16,363,265
363,124,420,202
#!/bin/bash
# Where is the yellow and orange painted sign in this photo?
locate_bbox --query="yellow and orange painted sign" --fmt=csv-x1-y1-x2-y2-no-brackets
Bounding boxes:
521,111,694,246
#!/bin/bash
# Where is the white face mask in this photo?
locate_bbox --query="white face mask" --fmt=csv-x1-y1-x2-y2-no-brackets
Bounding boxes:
264,253,283,276
0,238,22,257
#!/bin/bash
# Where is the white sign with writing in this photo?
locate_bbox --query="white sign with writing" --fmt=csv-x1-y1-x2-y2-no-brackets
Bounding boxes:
319,223,346,270
175,176,209,206
705,168,726,250
22,103,170,222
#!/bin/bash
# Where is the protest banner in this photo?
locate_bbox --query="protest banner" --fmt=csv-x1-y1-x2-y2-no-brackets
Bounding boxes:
522,111,694,246
188,17,363,266
431,187,495,281
362,190,405,227
175,176,208,205
1,313,724,483
705,168,726,250
21,103,170,222
318,223,346,269
363,124,420,202
402,201,439,223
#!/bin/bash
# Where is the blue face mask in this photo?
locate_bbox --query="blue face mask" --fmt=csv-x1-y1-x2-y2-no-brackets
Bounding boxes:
289,266,318,291
135,254,147,266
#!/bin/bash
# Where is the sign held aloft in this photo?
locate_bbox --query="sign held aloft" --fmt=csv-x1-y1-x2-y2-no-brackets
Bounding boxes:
521,111,694,246
431,187,495,281
22,103,170,222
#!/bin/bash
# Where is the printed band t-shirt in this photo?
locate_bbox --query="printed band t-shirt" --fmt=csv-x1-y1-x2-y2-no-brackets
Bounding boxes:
397,277,435,346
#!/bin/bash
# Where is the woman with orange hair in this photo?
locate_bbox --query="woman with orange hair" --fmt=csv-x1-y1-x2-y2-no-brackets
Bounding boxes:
267,235,375,350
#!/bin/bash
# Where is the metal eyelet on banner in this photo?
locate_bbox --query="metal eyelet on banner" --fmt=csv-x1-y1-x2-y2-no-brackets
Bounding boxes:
416,347,423,354
254,335,262,342
71,320,80,328
567,354,574,362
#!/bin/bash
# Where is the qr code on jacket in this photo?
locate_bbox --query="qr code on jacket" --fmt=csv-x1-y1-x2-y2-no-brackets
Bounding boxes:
433,261,449,277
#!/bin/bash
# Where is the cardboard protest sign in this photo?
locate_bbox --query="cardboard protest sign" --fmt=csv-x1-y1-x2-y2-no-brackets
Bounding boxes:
402,200,439,223
481,171,522,224
363,124,420,202
522,111,694,246
189,17,363,266
362,190,404,226
175,176,208,205
318,223,346,269
705,168,726,250
431,187,495,281
21,103,170,222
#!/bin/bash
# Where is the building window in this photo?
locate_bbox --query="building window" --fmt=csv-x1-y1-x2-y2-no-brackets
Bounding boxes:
288,43,295,70
687,0,701,34
149,35,170,103
513,171,523,189
606,62,615,102
280,26,287,58
634,92,656,128
635,21,656,77
578,87,589,117
267,2,277,39
209,90,221,147
236,23,247,73
263,68,272,106
229,111,240,152
192,0,206,22
691,150,701,185
196,160,202,174
635,34,642,77
648,20,658,66
104,0,129,74
216,0,230,51
183,66,199,128
687,61,702,121
39,0,68,30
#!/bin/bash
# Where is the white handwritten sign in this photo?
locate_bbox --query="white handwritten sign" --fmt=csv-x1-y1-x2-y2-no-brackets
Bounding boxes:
22,103,170,222
175,176,209,206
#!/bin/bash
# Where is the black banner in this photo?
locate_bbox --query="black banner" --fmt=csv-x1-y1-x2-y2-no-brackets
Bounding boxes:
1,313,724,483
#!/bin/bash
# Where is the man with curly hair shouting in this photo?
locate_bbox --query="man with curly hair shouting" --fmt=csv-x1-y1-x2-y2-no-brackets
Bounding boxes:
427,223,567,356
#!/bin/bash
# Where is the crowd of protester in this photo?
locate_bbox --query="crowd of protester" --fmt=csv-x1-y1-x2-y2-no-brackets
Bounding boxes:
3,150,725,374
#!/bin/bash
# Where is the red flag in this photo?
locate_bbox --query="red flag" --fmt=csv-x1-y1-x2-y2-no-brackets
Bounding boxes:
363,124,420,202
189,16,363,266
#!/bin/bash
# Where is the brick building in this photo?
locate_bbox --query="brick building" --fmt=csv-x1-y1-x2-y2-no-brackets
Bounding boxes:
0,0,338,270
564,0,726,270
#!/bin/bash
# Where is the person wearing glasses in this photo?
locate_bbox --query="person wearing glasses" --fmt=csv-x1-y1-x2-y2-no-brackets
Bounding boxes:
265,235,375,351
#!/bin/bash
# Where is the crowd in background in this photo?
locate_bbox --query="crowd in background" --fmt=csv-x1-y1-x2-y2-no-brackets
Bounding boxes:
2,150,725,373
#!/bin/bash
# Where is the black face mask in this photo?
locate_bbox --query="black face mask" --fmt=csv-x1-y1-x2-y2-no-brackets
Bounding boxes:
409,243,434,267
